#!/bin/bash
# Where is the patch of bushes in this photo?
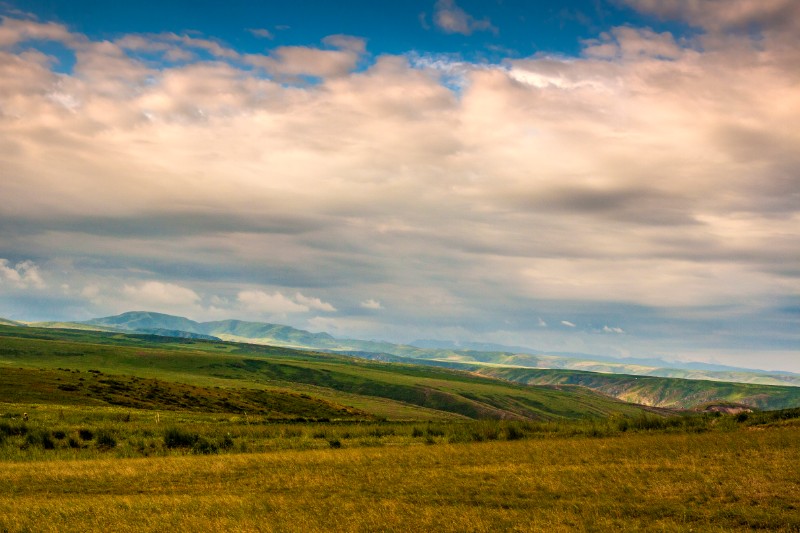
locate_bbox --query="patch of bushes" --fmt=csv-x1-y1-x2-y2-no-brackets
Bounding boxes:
96,429,117,448
163,427,198,448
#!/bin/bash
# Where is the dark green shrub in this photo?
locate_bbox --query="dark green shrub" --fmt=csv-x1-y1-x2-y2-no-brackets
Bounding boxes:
328,439,342,449
164,427,198,448
505,425,525,441
411,427,424,438
68,437,81,448
78,428,94,441
53,430,67,440
220,434,234,450
25,430,55,450
96,430,117,448
191,437,218,455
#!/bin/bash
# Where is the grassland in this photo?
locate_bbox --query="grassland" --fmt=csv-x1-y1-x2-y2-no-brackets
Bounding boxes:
0,414,798,532
2,325,800,531
0,325,658,421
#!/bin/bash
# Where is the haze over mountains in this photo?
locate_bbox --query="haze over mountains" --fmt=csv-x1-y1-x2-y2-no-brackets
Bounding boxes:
4,311,797,388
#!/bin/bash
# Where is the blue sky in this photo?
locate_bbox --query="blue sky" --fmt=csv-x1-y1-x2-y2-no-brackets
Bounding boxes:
0,0,798,371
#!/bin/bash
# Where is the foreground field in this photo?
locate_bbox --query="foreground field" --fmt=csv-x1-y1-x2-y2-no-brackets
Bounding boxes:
1,426,798,532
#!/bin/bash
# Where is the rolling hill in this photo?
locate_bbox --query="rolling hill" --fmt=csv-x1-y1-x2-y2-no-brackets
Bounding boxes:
0,324,662,421
4,311,799,410
78,311,800,387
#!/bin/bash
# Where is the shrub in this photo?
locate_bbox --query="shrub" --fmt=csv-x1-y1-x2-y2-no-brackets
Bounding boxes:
164,427,198,448
411,427,424,438
78,428,94,441
191,437,219,455
505,424,525,441
328,439,342,449
220,434,235,450
25,430,55,450
53,430,67,440
96,430,117,448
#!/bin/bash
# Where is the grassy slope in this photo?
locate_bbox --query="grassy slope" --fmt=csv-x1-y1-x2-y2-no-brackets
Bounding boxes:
472,366,800,410
21,312,800,386
1,425,798,532
0,325,655,421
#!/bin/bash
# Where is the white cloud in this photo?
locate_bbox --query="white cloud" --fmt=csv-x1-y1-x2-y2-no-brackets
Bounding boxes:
237,290,335,315
602,326,625,334
623,0,800,33
122,281,200,308
561,320,577,328
360,299,383,310
0,12,799,368
237,290,308,315
248,28,273,40
294,292,336,312
537,317,547,327
0,259,46,289
0,258,47,289
432,0,498,36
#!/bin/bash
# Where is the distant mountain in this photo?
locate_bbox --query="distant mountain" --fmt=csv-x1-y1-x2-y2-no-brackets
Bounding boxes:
470,366,800,411
131,328,221,341
85,311,204,334
49,310,795,388
411,339,782,375
0,317,26,327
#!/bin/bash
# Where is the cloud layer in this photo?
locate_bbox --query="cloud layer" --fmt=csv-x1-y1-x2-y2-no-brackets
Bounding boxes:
0,3,798,369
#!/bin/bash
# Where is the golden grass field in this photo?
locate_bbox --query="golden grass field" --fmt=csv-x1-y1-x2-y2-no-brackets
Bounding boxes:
1,425,798,532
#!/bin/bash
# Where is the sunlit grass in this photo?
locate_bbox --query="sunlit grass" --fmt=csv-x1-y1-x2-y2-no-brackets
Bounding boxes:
0,427,798,532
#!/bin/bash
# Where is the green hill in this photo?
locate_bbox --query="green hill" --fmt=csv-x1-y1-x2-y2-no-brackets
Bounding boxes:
0,324,665,422
470,366,800,410
73,312,800,388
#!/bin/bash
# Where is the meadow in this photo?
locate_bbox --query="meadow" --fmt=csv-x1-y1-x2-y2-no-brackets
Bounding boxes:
1,326,800,531
0,413,798,532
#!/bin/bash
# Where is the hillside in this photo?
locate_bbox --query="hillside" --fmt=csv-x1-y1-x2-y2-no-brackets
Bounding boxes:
75,312,800,387
0,324,660,421
471,366,800,410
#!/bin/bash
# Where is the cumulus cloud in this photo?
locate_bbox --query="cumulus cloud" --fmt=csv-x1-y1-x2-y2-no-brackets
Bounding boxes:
0,259,45,289
0,11,798,366
294,292,337,312
360,299,383,310
432,0,498,36
237,290,335,315
122,281,200,308
623,0,800,33
602,325,625,334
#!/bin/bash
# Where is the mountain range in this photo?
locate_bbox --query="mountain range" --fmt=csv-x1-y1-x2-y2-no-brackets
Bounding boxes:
4,311,799,389
2,310,800,410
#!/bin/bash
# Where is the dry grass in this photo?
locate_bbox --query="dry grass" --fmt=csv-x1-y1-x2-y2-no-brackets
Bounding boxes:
1,427,798,532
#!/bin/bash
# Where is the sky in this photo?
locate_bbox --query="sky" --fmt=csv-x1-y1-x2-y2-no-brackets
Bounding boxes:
0,0,798,371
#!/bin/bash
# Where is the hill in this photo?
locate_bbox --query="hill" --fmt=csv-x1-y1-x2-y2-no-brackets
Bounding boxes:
76,311,800,387
0,324,661,421
469,366,800,411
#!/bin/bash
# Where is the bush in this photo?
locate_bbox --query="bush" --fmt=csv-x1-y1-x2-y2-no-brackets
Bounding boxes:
25,430,55,450
220,434,235,450
328,439,342,449
191,437,218,455
53,430,67,440
78,428,94,441
96,430,117,448
164,427,198,448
